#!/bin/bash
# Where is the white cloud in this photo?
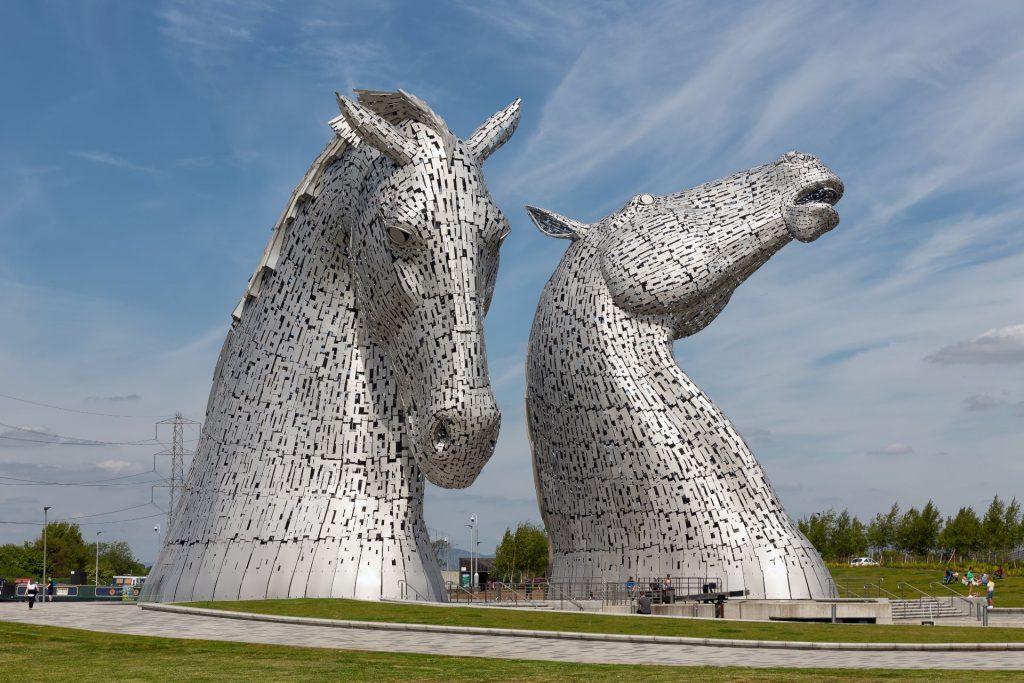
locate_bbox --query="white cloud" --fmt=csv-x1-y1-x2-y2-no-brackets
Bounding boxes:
96,459,142,474
928,325,1024,365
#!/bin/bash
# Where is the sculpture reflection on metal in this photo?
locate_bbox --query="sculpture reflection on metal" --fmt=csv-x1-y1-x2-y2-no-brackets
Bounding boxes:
525,152,842,600
142,90,520,603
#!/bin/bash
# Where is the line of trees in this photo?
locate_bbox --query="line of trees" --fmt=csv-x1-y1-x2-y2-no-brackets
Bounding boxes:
797,496,1024,562
0,522,147,584
492,522,549,582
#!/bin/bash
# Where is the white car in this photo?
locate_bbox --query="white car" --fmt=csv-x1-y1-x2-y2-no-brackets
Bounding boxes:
849,557,880,567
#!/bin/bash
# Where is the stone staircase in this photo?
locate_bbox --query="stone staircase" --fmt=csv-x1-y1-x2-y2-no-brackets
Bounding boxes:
891,597,973,621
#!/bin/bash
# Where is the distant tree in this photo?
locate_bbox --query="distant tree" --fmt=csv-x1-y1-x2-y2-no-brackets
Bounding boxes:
938,506,983,557
492,522,548,582
981,496,1009,555
1005,498,1024,552
831,510,868,559
867,503,900,553
0,543,41,579
96,541,147,583
798,510,836,558
32,522,90,578
895,501,941,555
430,538,451,569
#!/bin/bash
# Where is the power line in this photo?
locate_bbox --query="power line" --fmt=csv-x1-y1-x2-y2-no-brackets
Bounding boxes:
0,472,164,487
0,392,173,419
0,511,166,526
0,421,163,446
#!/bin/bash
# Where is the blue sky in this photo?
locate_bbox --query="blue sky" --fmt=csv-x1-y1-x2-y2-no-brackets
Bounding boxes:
2,0,1023,562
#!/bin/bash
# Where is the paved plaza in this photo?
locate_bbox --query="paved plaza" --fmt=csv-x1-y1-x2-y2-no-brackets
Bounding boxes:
2,602,1024,670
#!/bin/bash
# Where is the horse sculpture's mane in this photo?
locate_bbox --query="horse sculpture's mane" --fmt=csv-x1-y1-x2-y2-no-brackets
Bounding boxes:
232,90,451,324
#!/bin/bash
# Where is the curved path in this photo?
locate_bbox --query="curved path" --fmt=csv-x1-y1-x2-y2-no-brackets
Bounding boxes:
2,602,1022,670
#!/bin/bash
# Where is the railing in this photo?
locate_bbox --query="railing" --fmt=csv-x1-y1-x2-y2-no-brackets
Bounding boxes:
826,579,864,599
928,581,979,618
397,580,433,602
862,582,902,601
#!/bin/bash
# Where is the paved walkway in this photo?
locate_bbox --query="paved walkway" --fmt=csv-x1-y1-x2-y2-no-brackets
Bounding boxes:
2,602,1024,670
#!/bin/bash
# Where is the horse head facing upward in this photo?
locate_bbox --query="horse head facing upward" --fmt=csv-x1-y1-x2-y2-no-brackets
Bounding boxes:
527,152,842,336
524,151,844,598
335,91,519,488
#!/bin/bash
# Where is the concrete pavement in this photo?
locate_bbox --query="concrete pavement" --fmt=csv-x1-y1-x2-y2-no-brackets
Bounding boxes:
2,601,1023,670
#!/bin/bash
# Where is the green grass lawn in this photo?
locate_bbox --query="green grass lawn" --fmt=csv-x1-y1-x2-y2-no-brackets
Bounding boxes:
828,565,1024,607
182,598,1024,644
0,621,1020,683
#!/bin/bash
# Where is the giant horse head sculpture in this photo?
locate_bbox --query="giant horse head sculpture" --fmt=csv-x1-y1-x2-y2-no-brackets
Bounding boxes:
526,151,842,338
333,91,519,488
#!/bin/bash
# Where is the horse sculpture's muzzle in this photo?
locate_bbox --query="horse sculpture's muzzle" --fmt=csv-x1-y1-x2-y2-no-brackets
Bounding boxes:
415,387,501,488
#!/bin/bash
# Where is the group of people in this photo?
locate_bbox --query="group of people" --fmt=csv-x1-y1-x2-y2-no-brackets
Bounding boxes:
625,575,675,614
943,566,999,606
21,579,55,609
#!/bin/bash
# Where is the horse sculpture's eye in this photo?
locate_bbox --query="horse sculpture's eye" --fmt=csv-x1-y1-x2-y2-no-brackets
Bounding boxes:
387,224,413,246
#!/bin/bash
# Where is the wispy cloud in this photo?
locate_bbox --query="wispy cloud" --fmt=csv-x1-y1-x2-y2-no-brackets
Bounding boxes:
157,0,270,58
963,394,1007,412
72,151,158,174
869,443,914,456
928,325,1024,365
87,394,143,403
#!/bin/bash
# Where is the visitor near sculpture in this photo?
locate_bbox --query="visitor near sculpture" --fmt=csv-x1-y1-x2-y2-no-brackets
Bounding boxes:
526,151,843,600
142,89,521,603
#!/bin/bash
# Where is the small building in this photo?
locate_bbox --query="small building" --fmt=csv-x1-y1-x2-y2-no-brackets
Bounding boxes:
458,557,494,588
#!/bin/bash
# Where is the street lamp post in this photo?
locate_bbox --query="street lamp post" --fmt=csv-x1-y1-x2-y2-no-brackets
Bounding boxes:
95,531,102,586
154,524,161,570
43,506,51,603
442,536,449,573
468,514,477,590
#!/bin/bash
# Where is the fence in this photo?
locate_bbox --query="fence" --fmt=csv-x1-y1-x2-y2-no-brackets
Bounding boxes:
444,576,724,609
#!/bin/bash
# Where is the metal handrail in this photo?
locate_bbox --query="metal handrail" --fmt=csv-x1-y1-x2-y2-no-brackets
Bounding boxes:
862,582,901,601
929,582,977,617
549,584,586,611
397,580,432,602
826,578,864,599
896,582,933,600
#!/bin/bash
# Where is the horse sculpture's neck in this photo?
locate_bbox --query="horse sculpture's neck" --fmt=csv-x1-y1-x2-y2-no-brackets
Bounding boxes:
145,139,442,603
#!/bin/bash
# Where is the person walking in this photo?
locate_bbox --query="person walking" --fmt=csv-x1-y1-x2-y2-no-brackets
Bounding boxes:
25,579,38,609
46,579,55,603
987,578,996,608
966,567,975,597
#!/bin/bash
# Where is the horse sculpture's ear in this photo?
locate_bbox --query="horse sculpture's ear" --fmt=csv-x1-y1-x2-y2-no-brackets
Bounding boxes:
466,98,522,163
336,93,417,166
525,206,590,241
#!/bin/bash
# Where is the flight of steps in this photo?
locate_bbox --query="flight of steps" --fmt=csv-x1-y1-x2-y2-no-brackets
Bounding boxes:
891,597,972,620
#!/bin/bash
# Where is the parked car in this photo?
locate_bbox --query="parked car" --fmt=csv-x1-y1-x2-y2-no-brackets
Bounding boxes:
849,557,879,567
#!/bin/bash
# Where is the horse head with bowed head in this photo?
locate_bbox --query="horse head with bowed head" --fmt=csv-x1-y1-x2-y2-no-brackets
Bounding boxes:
335,91,517,487
525,152,844,599
144,90,520,604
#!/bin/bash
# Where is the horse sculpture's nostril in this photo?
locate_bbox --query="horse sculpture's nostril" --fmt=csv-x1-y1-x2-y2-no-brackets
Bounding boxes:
432,419,451,453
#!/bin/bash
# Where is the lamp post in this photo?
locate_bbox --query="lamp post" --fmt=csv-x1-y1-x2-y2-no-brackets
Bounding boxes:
467,514,477,590
442,536,449,573
42,506,51,603
154,524,161,570
95,531,102,586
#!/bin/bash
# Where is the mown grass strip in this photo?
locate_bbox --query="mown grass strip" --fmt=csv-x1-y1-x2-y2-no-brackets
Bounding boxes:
183,598,1024,644
0,621,1021,683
